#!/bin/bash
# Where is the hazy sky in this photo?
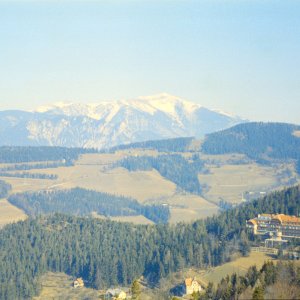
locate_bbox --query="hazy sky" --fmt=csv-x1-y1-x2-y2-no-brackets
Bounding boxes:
0,1,299,123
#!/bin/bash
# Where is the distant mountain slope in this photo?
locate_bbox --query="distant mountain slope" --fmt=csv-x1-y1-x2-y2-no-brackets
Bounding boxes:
109,136,194,153
0,94,245,149
0,146,96,163
202,122,300,159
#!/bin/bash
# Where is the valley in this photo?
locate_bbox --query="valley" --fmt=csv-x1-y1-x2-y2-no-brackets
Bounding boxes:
1,149,298,227
1,133,299,228
2,1,300,298
1,122,300,300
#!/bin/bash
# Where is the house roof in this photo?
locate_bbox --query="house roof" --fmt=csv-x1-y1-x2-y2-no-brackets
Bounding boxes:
247,219,257,225
253,214,300,225
185,278,199,287
274,214,300,224
185,278,193,287
75,278,84,284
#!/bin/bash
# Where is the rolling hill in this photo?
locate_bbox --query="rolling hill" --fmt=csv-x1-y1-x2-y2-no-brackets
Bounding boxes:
201,122,300,162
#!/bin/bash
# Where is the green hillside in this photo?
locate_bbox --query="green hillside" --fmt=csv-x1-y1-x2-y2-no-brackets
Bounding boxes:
201,122,300,162
0,146,97,164
1,185,299,299
108,137,194,153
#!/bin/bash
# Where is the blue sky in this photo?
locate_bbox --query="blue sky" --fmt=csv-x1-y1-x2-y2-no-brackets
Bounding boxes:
0,0,299,123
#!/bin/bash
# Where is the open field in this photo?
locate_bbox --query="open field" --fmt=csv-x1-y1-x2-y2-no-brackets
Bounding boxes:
0,153,178,226
0,198,27,228
198,252,300,286
169,206,217,223
28,165,177,202
0,152,299,226
159,194,219,223
33,272,104,300
11,153,218,223
156,251,276,296
198,252,274,285
34,271,153,300
198,162,300,204
1,177,57,194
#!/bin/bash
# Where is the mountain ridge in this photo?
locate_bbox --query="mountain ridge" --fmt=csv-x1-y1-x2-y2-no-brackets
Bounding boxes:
0,93,245,149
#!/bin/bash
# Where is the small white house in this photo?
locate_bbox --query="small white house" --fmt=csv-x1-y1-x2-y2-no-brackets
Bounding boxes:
73,277,84,288
184,278,202,295
106,288,127,299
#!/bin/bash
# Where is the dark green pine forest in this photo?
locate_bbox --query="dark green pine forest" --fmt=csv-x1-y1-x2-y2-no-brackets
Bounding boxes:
0,185,299,299
0,146,97,164
0,179,11,198
108,137,194,153
8,188,170,224
202,122,300,171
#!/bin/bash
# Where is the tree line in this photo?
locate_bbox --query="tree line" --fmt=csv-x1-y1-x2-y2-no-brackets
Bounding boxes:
0,179,11,198
116,154,204,194
201,122,300,173
108,137,194,153
0,161,69,172
0,172,58,180
8,188,170,224
0,146,97,164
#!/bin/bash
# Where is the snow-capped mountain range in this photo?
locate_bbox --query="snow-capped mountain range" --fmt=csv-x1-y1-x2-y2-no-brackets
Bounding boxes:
0,93,246,149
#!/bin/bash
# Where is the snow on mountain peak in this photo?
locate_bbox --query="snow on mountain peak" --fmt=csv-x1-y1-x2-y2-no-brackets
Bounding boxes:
35,93,204,120
135,93,200,116
1,93,246,148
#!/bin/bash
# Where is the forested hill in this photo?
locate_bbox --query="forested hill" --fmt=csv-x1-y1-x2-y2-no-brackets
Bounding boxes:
0,179,11,198
201,122,300,161
116,154,204,194
0,146,97,163
0,185,299,299
108,137,194,153
8,188,170,224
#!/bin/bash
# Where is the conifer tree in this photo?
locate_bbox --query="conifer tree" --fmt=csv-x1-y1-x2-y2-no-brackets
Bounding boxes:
252,285,264,300
131,279,141,300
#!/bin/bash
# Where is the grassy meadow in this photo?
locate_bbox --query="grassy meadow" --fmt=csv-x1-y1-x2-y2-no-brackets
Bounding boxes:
0,151,299,227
